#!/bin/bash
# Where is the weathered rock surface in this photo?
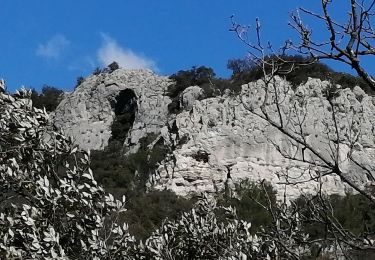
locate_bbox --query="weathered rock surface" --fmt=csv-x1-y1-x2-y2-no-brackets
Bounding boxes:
151,77,375,200
54,70,375,200
54,69,172,150
180,86,205,109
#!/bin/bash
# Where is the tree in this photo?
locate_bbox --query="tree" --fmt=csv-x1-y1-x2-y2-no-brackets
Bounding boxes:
135,195,278,259
30,85,64,112
93,67,102,75
75,76,85,89
230,1,375,257
227,57,254,76
168,66,216,98
107,61,120,72
289,0,375,92
0,88,135,259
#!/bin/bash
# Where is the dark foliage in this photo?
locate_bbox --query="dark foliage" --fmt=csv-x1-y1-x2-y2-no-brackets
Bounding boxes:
90,131,193,239
227,58,254,76
228,55,373,95
168,66,215,99
218,182,375,244
167,66,235,113
218,182,277,233
200,78,234,98
92,62,120,77
90,146,134,198
75,76,85,89
91,133,168,198
121,190,195,240
107,61,120,72
191,150,210,163
93,67,102,75
30,85,64,112
167,66,214,114
109,89,137,146
297,193,375,240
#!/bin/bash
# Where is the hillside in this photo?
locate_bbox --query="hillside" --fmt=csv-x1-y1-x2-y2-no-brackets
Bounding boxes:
53,68,375,200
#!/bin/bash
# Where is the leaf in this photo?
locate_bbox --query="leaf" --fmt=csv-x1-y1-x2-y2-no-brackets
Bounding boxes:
51,248,58,258
44,176,50,187
82,173,92,180
70,146,78,154
7,167,12,176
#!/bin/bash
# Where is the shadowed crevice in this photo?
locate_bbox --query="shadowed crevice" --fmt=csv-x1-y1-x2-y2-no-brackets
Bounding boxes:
109,89,138,147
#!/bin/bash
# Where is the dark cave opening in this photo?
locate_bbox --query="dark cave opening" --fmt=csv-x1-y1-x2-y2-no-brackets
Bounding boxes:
109,89,138,147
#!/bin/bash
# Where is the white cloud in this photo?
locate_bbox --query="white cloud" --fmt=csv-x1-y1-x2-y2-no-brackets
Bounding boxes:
36,34,70,59
97,34,156,70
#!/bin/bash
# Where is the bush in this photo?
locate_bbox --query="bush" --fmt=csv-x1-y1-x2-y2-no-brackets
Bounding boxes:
218,181,277,233
167,66,234,113
121,190,195,240
92,67,102,75
135,195,273,259
107,61,120,72
296,193,375,240
30,85,64,112
75,76,85,89
91,129,191,240
0,88,133,259
168,66,215,98
228,55,372,94
191,150,210,163
91,133,169,197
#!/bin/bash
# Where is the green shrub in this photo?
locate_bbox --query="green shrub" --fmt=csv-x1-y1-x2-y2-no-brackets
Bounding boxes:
295,193,375,240
120,190,195,240
30,85,64,112
167,66,234,113
218,181,277,233
168,66,215,99
90,132,191,240
227,55,373,95
167,66,214,114
75,76,85,89
107,61,120,72
91,133,169,198
92,67,102,75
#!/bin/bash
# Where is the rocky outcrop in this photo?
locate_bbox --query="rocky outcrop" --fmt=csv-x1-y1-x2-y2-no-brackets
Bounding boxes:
180,86,205,109
151,77,375,200
54,71,375,200
54,69,172,151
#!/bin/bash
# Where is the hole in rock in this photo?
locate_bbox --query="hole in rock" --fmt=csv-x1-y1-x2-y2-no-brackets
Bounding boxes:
109,89,138,147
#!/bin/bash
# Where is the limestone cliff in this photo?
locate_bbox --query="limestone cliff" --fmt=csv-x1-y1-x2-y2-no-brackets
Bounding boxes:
152,78,375,199
54,70,375,200
54,69,172,150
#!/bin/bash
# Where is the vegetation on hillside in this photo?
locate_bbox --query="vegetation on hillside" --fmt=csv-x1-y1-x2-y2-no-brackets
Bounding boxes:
30,85,64,112
3,0,375,255
1,86,374,258
167,55,372,115
167,66,232,113
227,55,373,94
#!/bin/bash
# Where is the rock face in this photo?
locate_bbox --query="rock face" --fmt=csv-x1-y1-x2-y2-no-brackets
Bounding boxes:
54,69,172,151
54,71,375,200
180,86,205,110
151,77,375,200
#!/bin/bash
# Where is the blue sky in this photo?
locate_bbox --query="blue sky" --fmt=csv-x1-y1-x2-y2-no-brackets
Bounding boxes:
0,1,366,92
